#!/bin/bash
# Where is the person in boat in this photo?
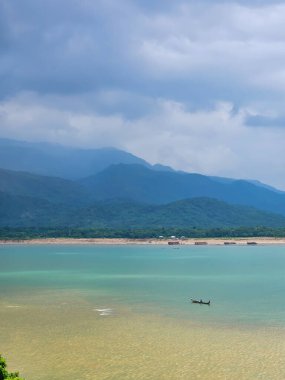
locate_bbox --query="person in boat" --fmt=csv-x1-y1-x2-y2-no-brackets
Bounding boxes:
191,298,210,305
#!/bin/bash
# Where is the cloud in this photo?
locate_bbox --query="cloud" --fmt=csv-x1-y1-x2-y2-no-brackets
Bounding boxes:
1,0,285,189
1,92,285,189
246,114,285,128
2,0,285,104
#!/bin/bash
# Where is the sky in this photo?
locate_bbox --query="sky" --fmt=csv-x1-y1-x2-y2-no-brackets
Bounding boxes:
1,0,285,189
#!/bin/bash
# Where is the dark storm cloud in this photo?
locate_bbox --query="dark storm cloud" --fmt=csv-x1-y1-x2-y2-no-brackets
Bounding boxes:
0,0,284,107
0,0,144,97
1,0,285,189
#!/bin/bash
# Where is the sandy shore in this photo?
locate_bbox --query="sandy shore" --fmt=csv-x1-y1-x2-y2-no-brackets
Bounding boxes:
1,237,285,245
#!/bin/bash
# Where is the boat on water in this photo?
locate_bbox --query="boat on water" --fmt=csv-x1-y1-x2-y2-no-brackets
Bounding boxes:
191,299,210,305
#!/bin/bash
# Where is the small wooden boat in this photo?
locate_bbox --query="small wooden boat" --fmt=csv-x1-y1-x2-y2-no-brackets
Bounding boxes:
191,299,210,305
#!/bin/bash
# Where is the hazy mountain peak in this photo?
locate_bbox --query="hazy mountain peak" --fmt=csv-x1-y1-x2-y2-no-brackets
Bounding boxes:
0,138,150,179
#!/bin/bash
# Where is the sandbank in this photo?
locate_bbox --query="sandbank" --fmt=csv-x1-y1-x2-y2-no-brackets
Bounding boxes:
1,237,285,245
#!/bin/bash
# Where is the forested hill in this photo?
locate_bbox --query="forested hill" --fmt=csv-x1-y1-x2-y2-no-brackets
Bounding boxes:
79,164,285,215
1,192,285,229
1,139,285,229
0,168,92,206
1,164,285,223
71,198,285,229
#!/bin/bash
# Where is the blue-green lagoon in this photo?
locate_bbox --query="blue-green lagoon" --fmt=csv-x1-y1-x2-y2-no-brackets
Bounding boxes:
1,244,285,379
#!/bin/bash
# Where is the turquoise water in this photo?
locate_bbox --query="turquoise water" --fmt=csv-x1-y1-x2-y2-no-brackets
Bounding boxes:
1,244,285,326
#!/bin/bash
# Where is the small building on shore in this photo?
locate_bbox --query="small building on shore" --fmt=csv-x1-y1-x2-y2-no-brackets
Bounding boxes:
168,241,180,245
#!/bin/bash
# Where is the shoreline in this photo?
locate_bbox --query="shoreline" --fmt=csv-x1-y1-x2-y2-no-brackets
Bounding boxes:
1,237,285,245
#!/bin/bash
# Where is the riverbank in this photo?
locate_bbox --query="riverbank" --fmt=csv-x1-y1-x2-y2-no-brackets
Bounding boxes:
1,237,285,245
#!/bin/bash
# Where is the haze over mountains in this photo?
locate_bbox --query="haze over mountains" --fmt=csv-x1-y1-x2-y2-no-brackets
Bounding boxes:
0,138,171,179
1,138,285,229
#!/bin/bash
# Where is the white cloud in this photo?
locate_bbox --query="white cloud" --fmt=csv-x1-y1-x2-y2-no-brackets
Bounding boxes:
1,92,285,189
1,1,285,190
137,2,285,93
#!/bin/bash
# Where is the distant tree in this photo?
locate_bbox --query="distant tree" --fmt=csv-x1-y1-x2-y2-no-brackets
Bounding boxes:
0,355,24,380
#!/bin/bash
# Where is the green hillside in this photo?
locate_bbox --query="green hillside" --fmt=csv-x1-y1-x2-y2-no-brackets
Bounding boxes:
0,168,92,206
73,198,285,229
1,192,285,229
80,164,285,215
0,191,70,227
1,165,285,231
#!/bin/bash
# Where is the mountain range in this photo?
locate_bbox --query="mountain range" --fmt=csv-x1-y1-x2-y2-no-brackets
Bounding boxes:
0,138,171,179
0,138,285,229
80,164,285,215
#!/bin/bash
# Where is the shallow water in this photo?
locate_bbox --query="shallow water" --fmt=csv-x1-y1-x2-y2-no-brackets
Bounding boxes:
1,244,285,379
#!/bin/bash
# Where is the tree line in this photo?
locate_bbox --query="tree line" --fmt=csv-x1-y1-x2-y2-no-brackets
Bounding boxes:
1,226,285,240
